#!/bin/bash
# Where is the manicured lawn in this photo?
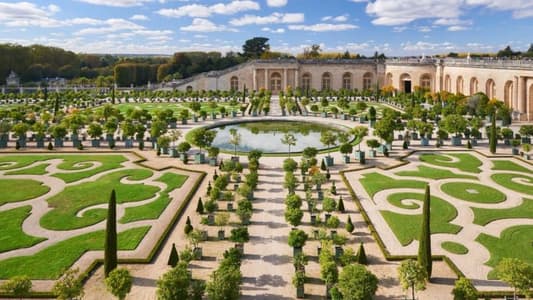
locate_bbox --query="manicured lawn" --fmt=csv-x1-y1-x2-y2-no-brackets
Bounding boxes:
492,160,532,174
359,173,427,198
40,169,159,230
477,225,533,279
472,198,533,226
419,153,482,173
396,165,477,180
0,179,50,205
380,194,461,246
120,172,188,223
441,182,506,204
441,241,469,255
5,163,49,175
0,206,46,253
491,173,533,195
0,226,150,279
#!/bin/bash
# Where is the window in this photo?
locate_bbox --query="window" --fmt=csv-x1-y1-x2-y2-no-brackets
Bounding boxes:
363,72,373,90
322,73,331,90
271,72,282,91
230,76,239,91
420,74,431,90
470,78,478,95
302,73,311,91
486,79,495,99
342,73,352,90
456,76,464,94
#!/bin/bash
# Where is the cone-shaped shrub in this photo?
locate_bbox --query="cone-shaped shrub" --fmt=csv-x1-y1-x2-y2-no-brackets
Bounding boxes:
356,242,367,265
167,243,179,267
184,216,193,235
196,197,204,214
104,190,117,277
337,196,345,213
418,185,432,279
345,216,354,233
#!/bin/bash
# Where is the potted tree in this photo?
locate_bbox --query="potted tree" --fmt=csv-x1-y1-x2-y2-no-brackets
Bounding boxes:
230,227,249,254
168,129,182,158
320,131,337,167
12,122,29,148
32,121,46,148
180,109,189,125
501,128,514,146
50,124,67,147
522,143,531,160
292,270,306,299
87,122,103,147
519,125,533,144
229,128,241,162
208,147,220,166
368,106,377,127
177,141,191,162
121,120,136,148
419,122,434,146
288,229,308,256
339,143,353,163
191,128,216,164
511,139,521,155
374,116,395,150
366,139,379,157
351,126,368,162
0,121,11,148
157,136,171,154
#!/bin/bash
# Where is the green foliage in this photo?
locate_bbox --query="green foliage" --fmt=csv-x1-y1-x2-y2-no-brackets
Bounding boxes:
322,197,337,213
196,197,204,214
441,242,469,255
326,215,340,229
157,262,193,300
292,270,306,287
360,173,426,198
104,190,117,278
0,179,50,205
283,158,298,172
184,216,193,235
396,165,477,180
0,206,46,253
356,242,368,265
418,185,432,279
236,199,253,224
345,216,354,233
1,275,31,298
419,153,482,173
337,264,378,300
452,277,477,300
288,229,308,248
441,182,506,203
337,196,345,212
52,268,84,300
495,258,533,298
285,207,304,227
105,268,132,300
472,198,533,226
491,173,533,195
285,193,302,209
168,243,179,267
398,259,427,300
206,264,241,300
230,227,249,243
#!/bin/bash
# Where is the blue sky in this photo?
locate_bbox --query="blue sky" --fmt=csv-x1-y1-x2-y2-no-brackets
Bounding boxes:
0,0,532,56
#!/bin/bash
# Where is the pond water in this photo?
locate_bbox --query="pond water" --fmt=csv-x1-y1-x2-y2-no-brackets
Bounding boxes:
209,121,346,153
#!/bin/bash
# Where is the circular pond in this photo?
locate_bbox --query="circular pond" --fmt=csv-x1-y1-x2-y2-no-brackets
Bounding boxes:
209,121,347,153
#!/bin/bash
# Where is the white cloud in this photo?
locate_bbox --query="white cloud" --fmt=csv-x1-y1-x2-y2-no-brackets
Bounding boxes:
266,0,288,7
229,12,304,26
402,41,456,52
0,1,62,27
366,0,463,25
261,27,285,33
130,14,149,21
74,18,144,35
448,25,468,31
67,18,103,25
393,26,407,32
157,0,260,18
321,14,348,22
288,23,358,32
180,18,237,32
78,0,153,7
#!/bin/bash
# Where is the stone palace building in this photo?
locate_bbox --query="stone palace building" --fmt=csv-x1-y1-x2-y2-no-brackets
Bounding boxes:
170,58,533,121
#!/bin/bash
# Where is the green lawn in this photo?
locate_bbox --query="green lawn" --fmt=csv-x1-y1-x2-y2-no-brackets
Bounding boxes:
0,206,46,253
40,169,159,230
472,198,533,226
0,226,150,279
120,172,188,223
0,155,127,183
396,165,477,180
477,225,533,279
419,153,482,173
441,241,469,255
492,160,532,174
441,182,507,204
5,163,49,175
491,173,533,195
359,173,427,198
380,194,461,246
0,179,50,205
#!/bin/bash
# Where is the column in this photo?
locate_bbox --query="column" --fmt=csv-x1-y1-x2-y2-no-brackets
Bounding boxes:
252,68,257,91
518,76,527,119
283,68,287,90
264,69,268,90
295,69,300,88
513,76,519,110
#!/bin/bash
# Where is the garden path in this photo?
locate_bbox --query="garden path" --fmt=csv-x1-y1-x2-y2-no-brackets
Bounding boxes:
269,95,283,116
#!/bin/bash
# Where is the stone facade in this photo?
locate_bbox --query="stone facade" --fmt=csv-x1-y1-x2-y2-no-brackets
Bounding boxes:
170,58,533,121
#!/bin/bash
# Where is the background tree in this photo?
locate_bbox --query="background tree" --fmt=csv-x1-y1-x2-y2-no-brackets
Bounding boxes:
157,262,192,300
229,128,241,157
104,190,118,277
242,37,270,59
52,268,84,300
191,128,216,155
337,264,378,300
418,185,432,280
1,276,32,299
398,259,427,300
320,131,337,157
105,268,132,300
495,258,533,299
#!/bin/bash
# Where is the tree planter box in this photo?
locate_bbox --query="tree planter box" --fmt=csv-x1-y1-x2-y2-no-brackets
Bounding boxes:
193,116,198,122
124,139,133,148
72,139,81,148
504,139,511,146
316,184,321,191
180,153,187,161
354,151,365,161
512,148,520,155
181,119,187,125
106,134,114,142
343,155,350,163
310,215,317,225
524,153,531,160
169,148,179,158
293,246,303,257
193,247,202,260
296,285,305,299
330,230,337,238
0,135,8,148
421,137,429,146
368,150,376,158
471,138,478,146
351,116,357,121
451,136,462,146
411,132,419,140
36,138,45,148
335,246,344,259
54,138,64,147
169,122,177,129
321,112,328,118
208,157,217,166
325,213,331,222
218,230,225,240
227,202,234,211
281,110,286,116
91,139,100,147
370,120,376,128
342,113,349,120
317,246,321,256
397,134,403,141
324,156,334,167
231,156,240,162
231,111,237,118
233,183,239,191
161,148,169,155
252,111,258,117
317,190,324,201
17,138,26,148
235,243,244,254
207,214,215,225
521,137,531,144
195,153,206,164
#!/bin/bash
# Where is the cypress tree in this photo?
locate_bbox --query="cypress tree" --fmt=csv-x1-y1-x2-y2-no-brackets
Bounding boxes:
104,189,118,277
418,185,432,279
213,170,218,181
356,242,367,265
490,113,497,154
337,196,345,213
167,243,179,267
184,216,193,235
196,197,204,214
321,159,327,171
345,216,354,233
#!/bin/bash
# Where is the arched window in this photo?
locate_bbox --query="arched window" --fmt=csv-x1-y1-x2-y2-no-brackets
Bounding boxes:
504,80,513,108
486,79,495,99
322,73,331,90
385,73,393,86
342,73,352,90
230,76,239,91
270,72,282,91
302,73,311,91
456,76,464,94
420,74,431,90
444,75,451,92
363,72,373,90
400,73,412,93
470,77,478,95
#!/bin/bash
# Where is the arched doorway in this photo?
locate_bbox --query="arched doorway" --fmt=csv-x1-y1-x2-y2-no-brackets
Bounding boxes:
444,75,451,92
270,72,282,92
504,80,513,108
420,74,431,91
342,72,352,90
486,79,495,99
456,76,464,94
230,76,239,91
385,73,393,86
322,72,331,90
363,72,373,90
302,73,311,92
470,77,478,95
400,73,412,93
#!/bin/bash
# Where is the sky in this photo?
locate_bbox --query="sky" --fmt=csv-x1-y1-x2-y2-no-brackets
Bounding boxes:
0,0,532,56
